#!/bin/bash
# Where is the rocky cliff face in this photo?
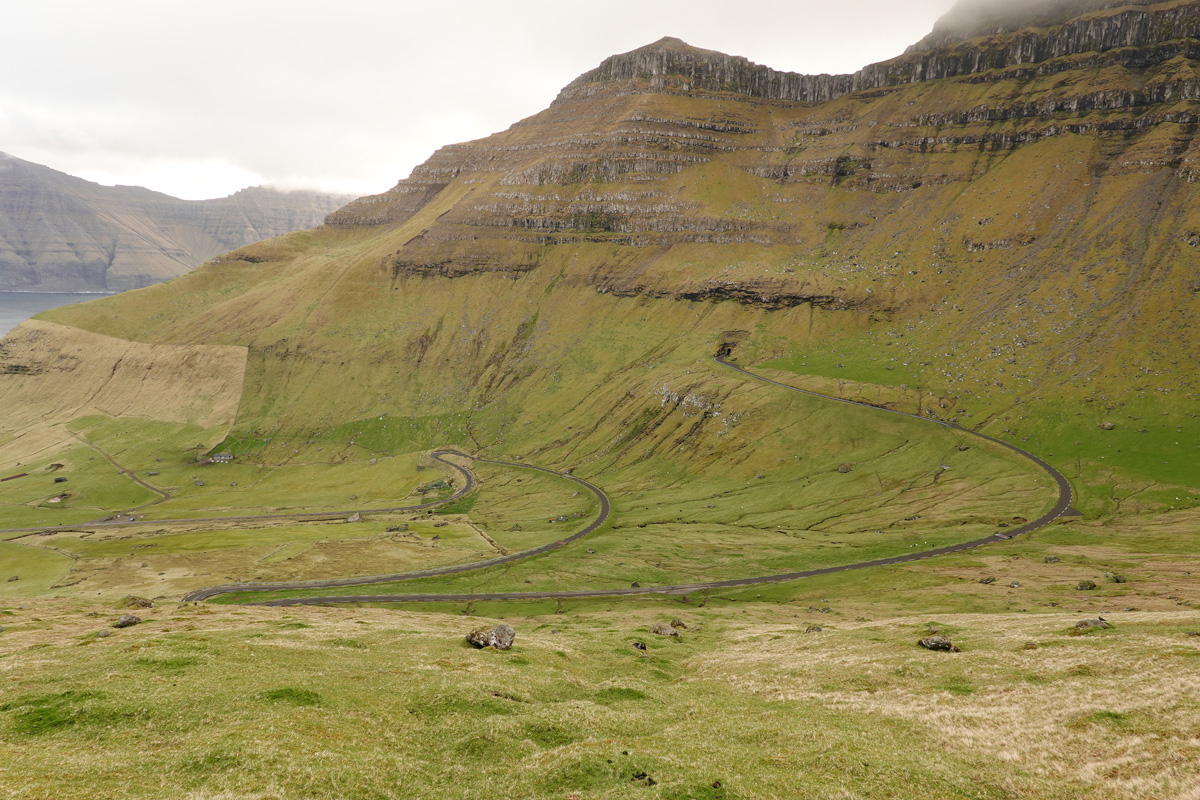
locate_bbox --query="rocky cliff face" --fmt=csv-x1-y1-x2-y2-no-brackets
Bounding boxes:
0,154,352,292
545,2,1200,106
908,0,1164,51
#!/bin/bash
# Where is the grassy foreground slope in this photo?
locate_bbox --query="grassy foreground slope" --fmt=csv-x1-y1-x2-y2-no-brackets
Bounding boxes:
2,564,1198,800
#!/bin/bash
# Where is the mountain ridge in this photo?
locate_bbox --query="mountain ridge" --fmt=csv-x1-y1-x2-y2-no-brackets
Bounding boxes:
0,152,354,292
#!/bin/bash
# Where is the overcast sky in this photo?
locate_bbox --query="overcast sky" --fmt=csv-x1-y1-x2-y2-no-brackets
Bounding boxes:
2,0,958,200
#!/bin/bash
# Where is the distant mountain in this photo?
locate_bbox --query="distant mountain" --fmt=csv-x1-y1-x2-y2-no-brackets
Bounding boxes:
0,153,353,291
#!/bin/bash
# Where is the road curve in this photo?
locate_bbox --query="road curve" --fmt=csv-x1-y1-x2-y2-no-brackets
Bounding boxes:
1,450,480,537
181,452,612,602
243,356,1075,607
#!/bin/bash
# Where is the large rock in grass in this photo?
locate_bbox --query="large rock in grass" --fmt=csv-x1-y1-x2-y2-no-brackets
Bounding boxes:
467,624,515,650
1073,618,1111,633
919,634,960,652
114,614,142,629
650,622,680,638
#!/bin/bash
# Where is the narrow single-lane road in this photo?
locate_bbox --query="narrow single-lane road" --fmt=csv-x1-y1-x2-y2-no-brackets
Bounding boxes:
181,454,611,601
241,356,1075,607
1,450,478,536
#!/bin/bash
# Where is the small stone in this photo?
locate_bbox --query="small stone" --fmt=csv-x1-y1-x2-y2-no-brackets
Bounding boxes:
1100,422,1116,430
805,625,823,634
919,635,960,652
586,548,595,554
836,463,853,474
1009,582,1022,588
6,575,17,582
1107,573,1128,584
96,630,112,638
347,513,362,523
124,596,154,609
631,641,647,651
650,623,680,638
979,577,996,585
1077,580,1098,591
114,614,141,629
630,582,640,588
193,479,204,487
1074,618,1111,633
466,624,515,650
1045,555,1061,563
670,618,687,630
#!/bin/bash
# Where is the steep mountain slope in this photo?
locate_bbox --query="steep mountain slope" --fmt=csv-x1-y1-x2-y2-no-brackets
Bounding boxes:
0,153,353,291
4,0,1200,538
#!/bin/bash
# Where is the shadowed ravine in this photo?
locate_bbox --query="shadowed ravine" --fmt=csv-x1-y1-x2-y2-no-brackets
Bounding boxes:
182,355,1074,606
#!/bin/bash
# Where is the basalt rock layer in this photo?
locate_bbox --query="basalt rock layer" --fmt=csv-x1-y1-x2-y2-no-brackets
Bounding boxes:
0,153,352,292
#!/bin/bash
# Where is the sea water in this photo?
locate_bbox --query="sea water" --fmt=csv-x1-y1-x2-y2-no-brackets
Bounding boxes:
0,292,112,338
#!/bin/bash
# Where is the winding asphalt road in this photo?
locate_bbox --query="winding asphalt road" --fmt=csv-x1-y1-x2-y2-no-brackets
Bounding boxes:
0,451,480,537
226,356,1075,607
181,454,612,602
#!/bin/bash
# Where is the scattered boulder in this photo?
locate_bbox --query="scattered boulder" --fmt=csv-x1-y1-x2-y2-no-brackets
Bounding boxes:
630,582,640,588
836,463,854,474
1100,422,1116,431
1106,573,1128,584
347,513,362,523
1045,555,1061,563
805,625,823,634
114,614,141,629
1077,580,1098,591
193,479,204,487
96,630,112,638
1010,582,1022,588
1074,618,1111,633
466,624,516,651
650,623,680,638
586,548,595,554
919,634,960,652
670,618,687,630
6,575,17,582
124,596,154,609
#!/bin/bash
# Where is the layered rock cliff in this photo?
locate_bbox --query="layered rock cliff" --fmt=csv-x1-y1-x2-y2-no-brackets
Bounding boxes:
0,153,352,292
